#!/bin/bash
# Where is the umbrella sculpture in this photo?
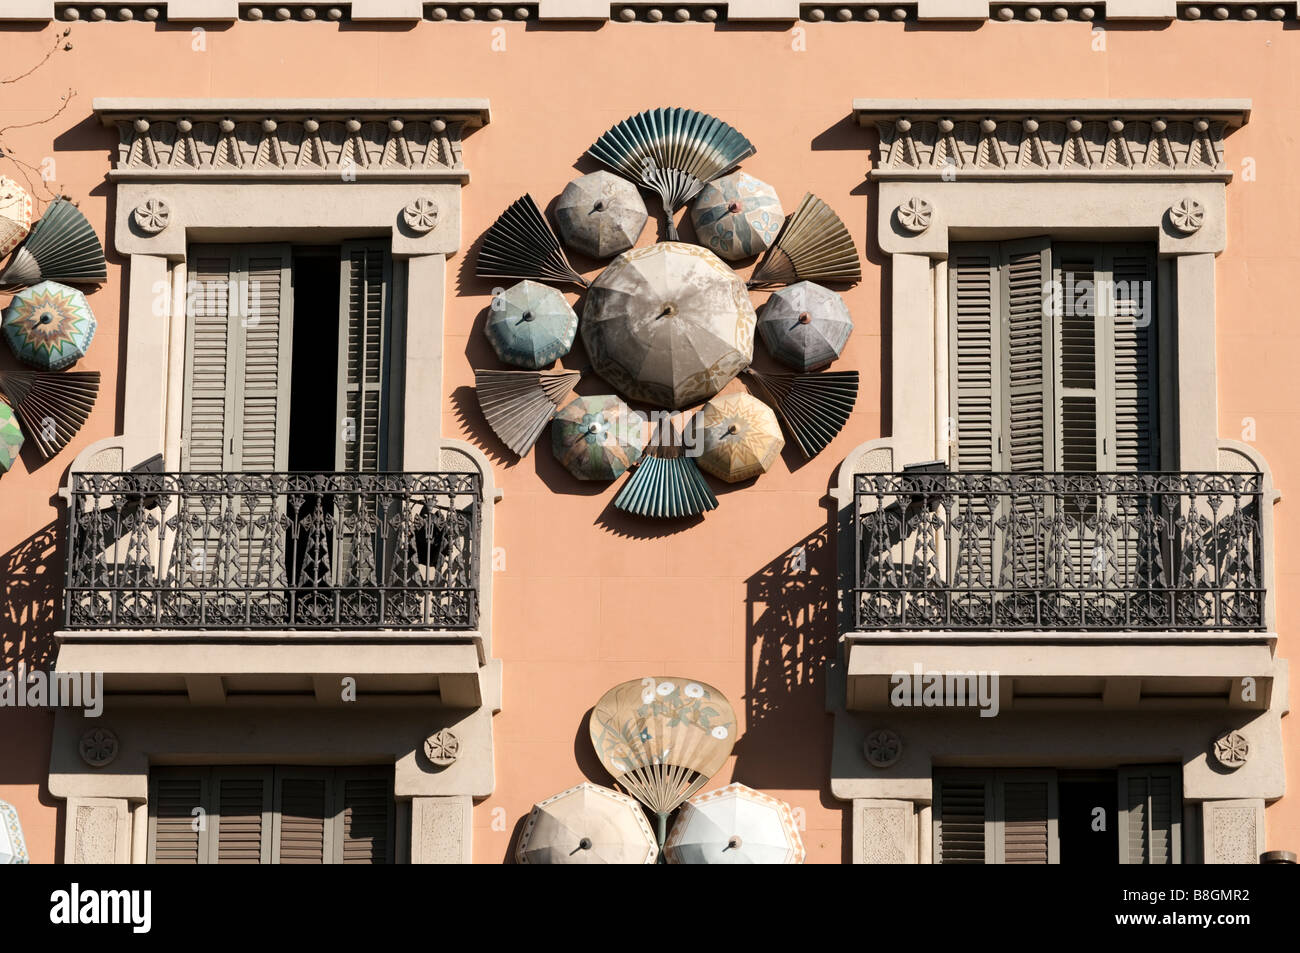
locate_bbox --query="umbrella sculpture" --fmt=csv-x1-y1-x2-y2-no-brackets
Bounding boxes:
694,392,784,483
554,170,648,259
484,280,578,369
589,676,737,846
582,242,756,409
515,782,659,865
0,402,23,471
689,170,783,262
756,280,854,371
551,394,647,480
0,177,33,261
664,783,805,865
2,280,97,369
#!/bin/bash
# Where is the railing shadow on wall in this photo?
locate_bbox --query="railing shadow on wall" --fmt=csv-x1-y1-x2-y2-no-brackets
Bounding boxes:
1,521,61,673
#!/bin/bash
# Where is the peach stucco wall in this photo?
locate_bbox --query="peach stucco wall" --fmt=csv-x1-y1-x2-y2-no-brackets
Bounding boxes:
0,19,1296,863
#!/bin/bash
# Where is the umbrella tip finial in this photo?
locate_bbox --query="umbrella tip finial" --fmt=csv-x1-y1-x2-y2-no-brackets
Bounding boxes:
579,837,593,850
726,835,743,851
726,423,739,436
521,310,534,322
727,201,741,214
798,312,812,324
592,200,605,213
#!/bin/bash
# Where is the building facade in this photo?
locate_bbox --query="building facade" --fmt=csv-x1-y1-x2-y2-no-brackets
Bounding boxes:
0,3,1294,864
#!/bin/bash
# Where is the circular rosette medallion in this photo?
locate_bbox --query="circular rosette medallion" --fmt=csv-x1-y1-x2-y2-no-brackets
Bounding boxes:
581,242,756,409
551,394,647,480
689,171,783,261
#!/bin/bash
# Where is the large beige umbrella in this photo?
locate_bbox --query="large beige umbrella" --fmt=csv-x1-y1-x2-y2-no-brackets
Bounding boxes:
664,783,805,865
581,242,756,409
515,782,658,864
0,177,33,260
694,393,784,483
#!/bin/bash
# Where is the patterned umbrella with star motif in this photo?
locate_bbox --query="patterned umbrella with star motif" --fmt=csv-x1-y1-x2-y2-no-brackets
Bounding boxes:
2,280,97,369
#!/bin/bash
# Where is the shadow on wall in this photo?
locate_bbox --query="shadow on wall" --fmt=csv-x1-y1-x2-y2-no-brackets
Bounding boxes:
1,520,61,675
738,519,851,861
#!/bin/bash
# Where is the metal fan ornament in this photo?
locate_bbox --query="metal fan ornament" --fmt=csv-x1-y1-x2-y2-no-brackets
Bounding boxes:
0,368,99,460
587,107,756,240
515,783,659,865
476,194,587,288
2,281,97,369
0,197,107,288
484,280,578,369
554,171,648,259
474,368,581,458
756,280,854,371
748,192,861,289
744,367,859,459
664,783,806,865
614,444,719,518
590,676,737,846
689,171,783,262
551,394,647,480
0,177,34,261
0,401,23,472
695,393,784,483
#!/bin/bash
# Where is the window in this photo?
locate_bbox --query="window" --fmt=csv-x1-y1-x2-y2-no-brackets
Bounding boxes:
147,766,396,864
948,240,1159,473
933,765,1181,864
182,241,401,474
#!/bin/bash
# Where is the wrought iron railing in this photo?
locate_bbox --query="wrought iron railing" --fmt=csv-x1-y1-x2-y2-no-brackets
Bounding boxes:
65,472,482,630
853,471,1265,631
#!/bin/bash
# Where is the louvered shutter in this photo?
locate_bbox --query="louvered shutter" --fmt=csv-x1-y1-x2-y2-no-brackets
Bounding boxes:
148,769,209,864
182,253,237,470
1118,765,1181,864
994,773,1059,864
1105,246,1159,472
334,769,395,864
273,771,333,864
1000,238,1054,472
183,245,293,472
948,245,1001,473
934,773,993,863
1053,245,1103,472
336,241,392,473
209,768,272,864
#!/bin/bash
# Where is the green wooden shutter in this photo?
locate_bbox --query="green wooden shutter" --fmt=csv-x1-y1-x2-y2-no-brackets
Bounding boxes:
1000,238,1054,472
994,772,1059,864
1105,246,1159,472
148,768,210,864
183,245,293,472
272,769,333,864
336,241,393,473
934,772,993,863
333,769,395,864
948,245,1001,473
1118,765,1181,864
209,768,273,864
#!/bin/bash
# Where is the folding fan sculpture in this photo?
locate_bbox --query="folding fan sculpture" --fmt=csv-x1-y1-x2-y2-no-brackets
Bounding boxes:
0,369,100,459
0,197,107,288
587,107,756,240
476,194,587,288
748,192,861,289
744,367,859,459
590,677,737,847
613,417,718,519
474,368,581,458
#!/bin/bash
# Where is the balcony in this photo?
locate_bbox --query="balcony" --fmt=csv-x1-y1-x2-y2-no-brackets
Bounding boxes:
64,471,482,631
853,470,1265,632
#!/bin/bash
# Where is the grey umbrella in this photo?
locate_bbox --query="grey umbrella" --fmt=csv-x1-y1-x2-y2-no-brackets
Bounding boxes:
756,280,853,371
555,171,648,259
581,242,756,409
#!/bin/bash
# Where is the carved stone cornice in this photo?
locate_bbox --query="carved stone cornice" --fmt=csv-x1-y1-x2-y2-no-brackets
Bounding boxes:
854,99,1251,182
93,98,491,184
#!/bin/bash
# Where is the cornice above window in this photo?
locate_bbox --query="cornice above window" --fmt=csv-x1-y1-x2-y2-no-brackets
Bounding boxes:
93,98,491,184
853,99,1251,182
